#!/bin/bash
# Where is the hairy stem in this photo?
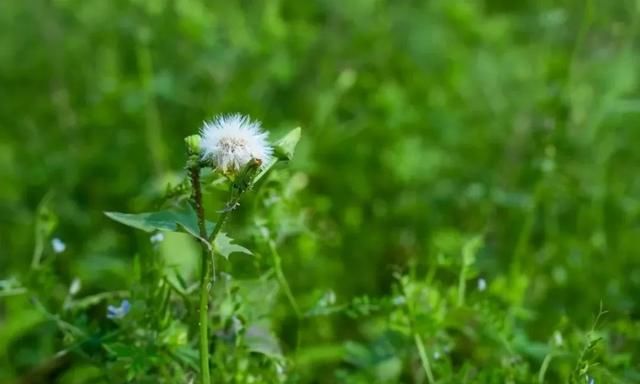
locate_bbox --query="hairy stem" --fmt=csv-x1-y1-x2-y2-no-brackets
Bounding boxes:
189,164,210,384
208,210,229,244
198,250,210,384
190,161,250,383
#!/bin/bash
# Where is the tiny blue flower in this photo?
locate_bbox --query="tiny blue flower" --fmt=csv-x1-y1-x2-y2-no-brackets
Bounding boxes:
107,299,131,319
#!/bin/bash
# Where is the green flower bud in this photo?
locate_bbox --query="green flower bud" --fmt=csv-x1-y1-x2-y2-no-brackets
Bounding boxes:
184,134,202,155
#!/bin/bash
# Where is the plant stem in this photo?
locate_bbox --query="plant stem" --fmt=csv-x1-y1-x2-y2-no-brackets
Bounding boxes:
137,42,167,176
456,262,467,308
190,160,253,383
401,276,436,383
198,250,210,384
268,240,301,317
414,333,436,384
208,210,229,244
207,201,232,282
189,164,210,384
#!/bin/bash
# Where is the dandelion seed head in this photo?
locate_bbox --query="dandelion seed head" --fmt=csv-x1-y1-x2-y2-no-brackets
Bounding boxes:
201,114,272,175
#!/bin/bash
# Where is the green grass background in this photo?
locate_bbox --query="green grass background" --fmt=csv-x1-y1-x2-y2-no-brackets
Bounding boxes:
1,0,639,382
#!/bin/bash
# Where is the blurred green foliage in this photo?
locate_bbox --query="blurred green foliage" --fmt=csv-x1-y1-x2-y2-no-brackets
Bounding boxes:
1,0,639,383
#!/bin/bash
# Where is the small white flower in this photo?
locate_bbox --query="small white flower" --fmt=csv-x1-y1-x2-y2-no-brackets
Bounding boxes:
200,114,272,174
553,330,563,346
477,278,487,292
69,278,81,296
319,290,336,306
150,232,164,244
231,315,243,333
51,238,66,254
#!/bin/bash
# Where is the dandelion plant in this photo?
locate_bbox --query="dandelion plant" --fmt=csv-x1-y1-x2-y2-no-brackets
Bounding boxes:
106,115,300,383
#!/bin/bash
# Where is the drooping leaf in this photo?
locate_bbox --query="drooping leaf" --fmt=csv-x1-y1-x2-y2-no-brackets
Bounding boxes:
245,322,283,359
214,232,252,259
104,205,215,238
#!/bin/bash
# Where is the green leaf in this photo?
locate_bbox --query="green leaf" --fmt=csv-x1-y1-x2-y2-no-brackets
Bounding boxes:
0,301,45,360
172,346,199,370
105,205,215,238
105,342,136,358
273,127,301,161
245,322,282,359
235,275,280,321
214,232,252,259
252,127,302,185
32,192,58,268
462,235,483,266
160,232,199,284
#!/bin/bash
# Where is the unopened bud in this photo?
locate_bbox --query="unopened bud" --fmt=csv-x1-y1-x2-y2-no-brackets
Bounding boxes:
184,134,202,155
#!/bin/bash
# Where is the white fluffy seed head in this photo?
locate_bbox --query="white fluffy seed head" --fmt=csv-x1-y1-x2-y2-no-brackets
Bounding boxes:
200,114,272,175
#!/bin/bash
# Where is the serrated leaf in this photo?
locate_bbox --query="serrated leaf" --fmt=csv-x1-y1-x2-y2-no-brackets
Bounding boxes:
274,127,301,161
105,205,215,238
214,232,252,259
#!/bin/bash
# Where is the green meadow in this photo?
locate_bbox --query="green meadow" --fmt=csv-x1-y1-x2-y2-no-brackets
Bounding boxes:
1,1,639,383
